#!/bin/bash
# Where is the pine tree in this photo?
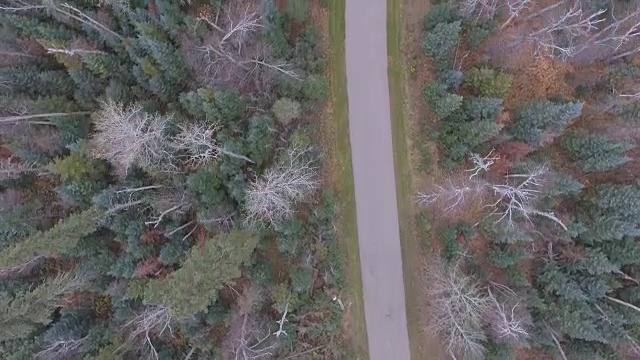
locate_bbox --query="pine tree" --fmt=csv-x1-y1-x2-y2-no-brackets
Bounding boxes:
487,245,528,268
511,100,583,146
0,207,103,272
245,114,276,169
464,67,513,98
561,131,633,172
422,81,463,118
0,273,84,341
599,238,640,266
0,67,74,98
462,97,503,122
580,184,640,242
143,231,258,317
422,20,462,60
423,3,461,32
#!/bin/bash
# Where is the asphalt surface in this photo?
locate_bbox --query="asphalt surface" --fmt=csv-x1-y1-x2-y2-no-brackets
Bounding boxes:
344,1,412,359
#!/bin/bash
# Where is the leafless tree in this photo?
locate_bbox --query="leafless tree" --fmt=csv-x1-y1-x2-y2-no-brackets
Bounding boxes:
36,336,88,360
91,100,170,174
486,284,529,343
195,1,298,90
0,0,122,41
146,188,192,228
501,0,532,29
462,0,498,21
0,112,91,126
418,152,566,229
466,150,499,179
427,258,491,360
123,306,173,360
223,285,278,360
0,156,48,181
171,122,253,167
244,146,320,228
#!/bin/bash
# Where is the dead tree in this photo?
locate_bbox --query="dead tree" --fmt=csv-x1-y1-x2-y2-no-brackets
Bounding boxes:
196,1,298,91
244,146,319,228
91,100,170,174
171,122,253,167
36,337,88,360
123,306,173,360
418,152,566,229
222,285,278,360
487,284,529,343
427,258,491,360
0,156,48,181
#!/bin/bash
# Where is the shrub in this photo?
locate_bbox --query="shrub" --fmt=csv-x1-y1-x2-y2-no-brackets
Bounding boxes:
422,20,462,60
464,67,513,98
272,98,301,125
462,97,503,122
303,74,328,102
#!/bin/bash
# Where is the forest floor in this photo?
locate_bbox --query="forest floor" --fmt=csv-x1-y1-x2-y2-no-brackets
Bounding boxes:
322,0,369,358
344,0,411,359
389,0,450,358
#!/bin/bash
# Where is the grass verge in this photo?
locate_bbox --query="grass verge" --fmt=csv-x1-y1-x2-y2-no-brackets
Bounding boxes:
387,0,428,359
327,1,369,358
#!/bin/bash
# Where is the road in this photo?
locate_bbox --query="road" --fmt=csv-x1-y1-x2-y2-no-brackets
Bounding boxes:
344,1,412,359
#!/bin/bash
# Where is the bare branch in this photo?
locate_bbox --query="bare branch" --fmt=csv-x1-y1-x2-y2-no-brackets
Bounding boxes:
36,337,87,360
244,147,320,228
273,302,289,338
123,306,173,360
487,286,529,342
91,100,170,173
466,150,499,179
0,157,48,181
171,122,253,167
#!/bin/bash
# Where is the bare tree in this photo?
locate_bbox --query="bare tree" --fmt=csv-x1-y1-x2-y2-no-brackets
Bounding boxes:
244,146,320,228
427,258,491,360
123,306,173,360
195,1,298,90
222,285,278,360
0,156,48,181
418,152,566,229
501,0,532,29
462,0,498,21
171,122,253,167
91,100,170,174
36,337,88,360
487,284,529,343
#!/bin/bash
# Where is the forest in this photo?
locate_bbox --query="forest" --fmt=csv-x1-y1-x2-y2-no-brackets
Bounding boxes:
0,0,347,359
413,0,640,359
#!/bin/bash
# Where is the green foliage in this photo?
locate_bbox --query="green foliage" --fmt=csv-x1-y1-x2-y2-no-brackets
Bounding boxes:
422,20,462,60
303,74,328,102
487,245,528,268
462,97,503,122
0,207,103,271
511,100,583,146
0,273,80,341
561,131,633,172
466,22,493,50
245,115,276,168
422,81,463,118
579,184,640,242
144,231,258,317
0,67,74,98
290,265,314,294
464,67,513,98
439,222,474,262
423,3,461,31
272,98,302,125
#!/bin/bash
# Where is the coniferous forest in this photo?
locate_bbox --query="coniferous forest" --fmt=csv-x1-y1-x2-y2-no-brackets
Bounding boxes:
0,0,345,358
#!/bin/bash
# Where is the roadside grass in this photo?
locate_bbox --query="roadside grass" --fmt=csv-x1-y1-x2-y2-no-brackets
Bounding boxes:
387,0,429,359
326,1,369,358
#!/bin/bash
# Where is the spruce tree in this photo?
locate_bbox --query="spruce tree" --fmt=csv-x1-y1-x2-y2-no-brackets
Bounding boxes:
561,131,633,172
462,97,503,122
422,81,463,118
511,100,583,146
580,184,640,242
0,207,103,272
422,20,462,60
423,3,461,32
143,230,258,317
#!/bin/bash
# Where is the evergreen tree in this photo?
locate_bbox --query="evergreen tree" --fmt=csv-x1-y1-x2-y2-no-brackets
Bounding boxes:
511,100,583,146
0,273,83,341
143,231,258,317
422,81,463,118
0,207,103,272
422,20,462,60
423,3,461,32
464,67,513,98
487,245,528,268
580,184,640,242
561,131,633,172
462,97,503,122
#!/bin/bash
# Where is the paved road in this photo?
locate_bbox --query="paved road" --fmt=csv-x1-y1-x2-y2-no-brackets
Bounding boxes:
344,1,412,359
